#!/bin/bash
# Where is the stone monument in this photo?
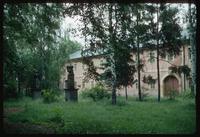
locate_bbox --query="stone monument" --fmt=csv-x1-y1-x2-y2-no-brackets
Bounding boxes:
64,66,78,102
32,71,41,99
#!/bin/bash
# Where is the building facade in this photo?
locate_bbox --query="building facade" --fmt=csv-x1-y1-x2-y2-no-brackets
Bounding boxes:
60,45,192,97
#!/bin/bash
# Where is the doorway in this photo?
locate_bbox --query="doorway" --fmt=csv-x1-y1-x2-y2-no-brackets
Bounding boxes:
163,75,179,96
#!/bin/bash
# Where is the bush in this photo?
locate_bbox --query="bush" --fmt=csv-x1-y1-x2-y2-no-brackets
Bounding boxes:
81,84,111,101
50,107,64,124
141,91,149,101
41,89,59,103
167,90,178,100
116,100,127,106
141,86,149,101
178,88,194,99
4,80,18,99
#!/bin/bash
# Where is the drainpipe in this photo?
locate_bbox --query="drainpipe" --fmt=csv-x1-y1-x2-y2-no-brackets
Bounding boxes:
183,45,186,91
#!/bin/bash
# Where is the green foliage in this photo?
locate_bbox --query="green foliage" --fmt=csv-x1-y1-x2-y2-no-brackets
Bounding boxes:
3,96,196,134
116,99,127,106
48,107,65,132
167,90,178,100
3,4,81,99
158,4,183,55
41,89,59,103
169,65,191,77
81,84,111,101
178,89,194,99
142,75,156,85
65,3,184,104
4,79,17,99
3,3,62,97
140,86,149,101
148,51,155,63
65,4,139,105
141,92,149,101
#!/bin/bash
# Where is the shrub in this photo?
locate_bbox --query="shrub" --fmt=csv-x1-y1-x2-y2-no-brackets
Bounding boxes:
50,107,64,124
168,90,178,100
48,107,65,133
178,88,194,99
41,89,59,103
4,80,18,99
141,91,149,101
81,84,111,101
141,86,149,101
116,100,127,106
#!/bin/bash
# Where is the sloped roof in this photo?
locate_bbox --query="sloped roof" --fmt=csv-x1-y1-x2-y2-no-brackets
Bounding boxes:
69,50,82,59
69,50,103,60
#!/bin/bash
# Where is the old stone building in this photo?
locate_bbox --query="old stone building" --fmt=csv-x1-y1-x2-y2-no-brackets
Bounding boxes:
60,45,192,97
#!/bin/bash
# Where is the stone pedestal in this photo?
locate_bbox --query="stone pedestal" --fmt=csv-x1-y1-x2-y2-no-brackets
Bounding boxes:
64,89,78,101
31,72,41,99
64,66,78,102
33,90,41,99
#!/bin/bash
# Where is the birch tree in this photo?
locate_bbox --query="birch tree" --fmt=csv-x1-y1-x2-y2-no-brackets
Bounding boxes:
64,3,136,104
145,3,182,101
188,3,196,95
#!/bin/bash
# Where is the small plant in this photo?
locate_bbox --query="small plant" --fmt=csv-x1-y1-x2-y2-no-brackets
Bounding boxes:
81,84,111,101
178,88,194,99
41,89,59,103
141,86,149,101
168,90,178,100
50,107,64,124
4,80,18,99
49,107,65,133
141,91,149,101
116,100,127,106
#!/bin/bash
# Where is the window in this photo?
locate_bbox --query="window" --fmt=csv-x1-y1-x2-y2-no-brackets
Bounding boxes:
82,81,85,88
74,64,77,71
77,85,81,88
161,53,166,59
150,83,155,89
188,48,191,59
91,81,94,87
136,83,138,89
100,59,103,65
149,51,155,63
167,53,174,61
188,78,192,88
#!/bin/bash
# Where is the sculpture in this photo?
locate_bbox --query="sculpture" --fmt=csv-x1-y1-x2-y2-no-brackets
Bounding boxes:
64,66,78,102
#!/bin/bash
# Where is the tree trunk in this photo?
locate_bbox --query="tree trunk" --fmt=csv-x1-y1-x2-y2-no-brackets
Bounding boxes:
136,10,142,101
125,86,128,100
183,45,186,91
112,83,117,104
109,4,117,105
156,4,161,102
157,48,161,102
17,73,21,96
189,3,196,96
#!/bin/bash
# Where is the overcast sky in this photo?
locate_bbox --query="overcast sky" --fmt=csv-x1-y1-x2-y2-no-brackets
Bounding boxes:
60,4,192,46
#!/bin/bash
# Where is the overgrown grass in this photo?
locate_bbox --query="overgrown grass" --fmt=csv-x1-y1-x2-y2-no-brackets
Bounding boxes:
3,94,196,134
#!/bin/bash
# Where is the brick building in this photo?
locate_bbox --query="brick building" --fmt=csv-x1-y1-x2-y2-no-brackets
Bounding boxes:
60,45,192,97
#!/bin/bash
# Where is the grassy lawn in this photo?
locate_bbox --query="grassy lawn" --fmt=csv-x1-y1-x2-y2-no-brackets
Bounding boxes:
3,95,196,134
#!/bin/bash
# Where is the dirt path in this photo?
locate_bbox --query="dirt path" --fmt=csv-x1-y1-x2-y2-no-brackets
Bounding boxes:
3,107,55,134
4,119,55,134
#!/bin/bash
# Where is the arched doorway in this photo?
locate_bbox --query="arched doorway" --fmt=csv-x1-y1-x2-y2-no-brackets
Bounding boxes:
163,75,179,96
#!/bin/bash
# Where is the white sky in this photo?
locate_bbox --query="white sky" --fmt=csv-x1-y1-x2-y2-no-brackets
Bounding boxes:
60,4,192,46
61,16,84,45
